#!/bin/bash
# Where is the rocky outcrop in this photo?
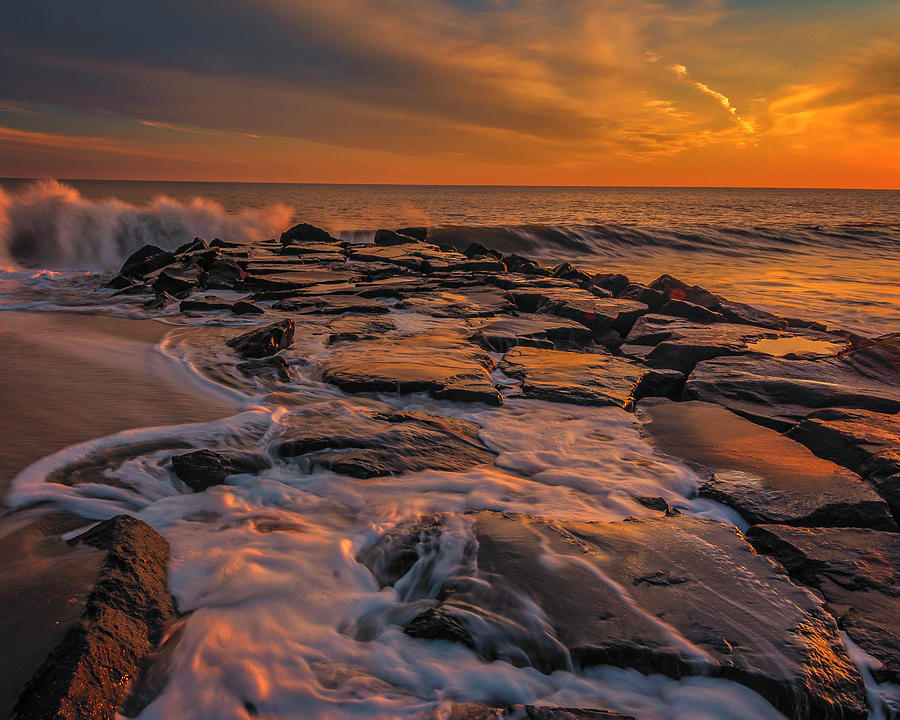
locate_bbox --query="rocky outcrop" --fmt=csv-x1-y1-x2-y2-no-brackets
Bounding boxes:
507,287,647,336
360,512,868,720
747,524,900,684
639,399,897,530
226,319,295,358
12,515,176,720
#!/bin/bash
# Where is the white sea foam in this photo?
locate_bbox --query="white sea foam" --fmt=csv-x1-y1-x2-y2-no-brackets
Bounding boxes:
0,179,292,270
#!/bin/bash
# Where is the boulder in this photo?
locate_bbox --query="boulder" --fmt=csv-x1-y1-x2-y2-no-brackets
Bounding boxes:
226,320,295,358
12,516,176,720
320,335,502,405
639,399,896,530
503,254,549,276
151,266,201,296
171,449,268,491
119,245,175,280
648,274,719,309
231,300,265,315
360,512,868,720
203,258,246,289
748,524,900,684
280,222,336,245
589,272,630,296
551,263,592,285
374,229,420,246
173,237,207,255
462,242,503,260
618,283,665,310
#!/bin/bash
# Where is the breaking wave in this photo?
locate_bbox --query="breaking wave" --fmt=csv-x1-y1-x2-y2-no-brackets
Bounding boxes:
0,180,293,270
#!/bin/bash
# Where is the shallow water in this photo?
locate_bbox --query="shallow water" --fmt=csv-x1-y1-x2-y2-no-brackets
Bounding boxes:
1,179,898,718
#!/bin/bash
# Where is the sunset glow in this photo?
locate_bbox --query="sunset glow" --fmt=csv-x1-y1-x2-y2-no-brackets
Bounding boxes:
1,0,897,186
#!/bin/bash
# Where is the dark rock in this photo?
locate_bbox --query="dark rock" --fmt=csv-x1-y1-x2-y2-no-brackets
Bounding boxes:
503,254,549,276
648,274,719,309
658,299,726,323
633,495,673,512
404,608,476,649
278,243,346,256
716,297,788,330
179,296,234,312
639,399,897,530
374,229,420,246
747,524,900,684
462,242,503,260
171,449,268,491
226,320,295,358
551,263,592,284
360,511,868,720
151,266,201,296
210,238,242,248
231,300,265,315
499,346,652,410
12,515,176,720
787,409,900,521
618,283,665,310
685,352,900,431
320,335,502,405
396,226,428,241
508,288,647,335
630,368,684,403
243,270,359,294
203,258,246,289
280,222,336,245
276,405,495,477
589,272,629,296
594,329,624,349
236,356,291,382
174,237,207,255
470,315,594,352
104,274,133,289
120,245,175,279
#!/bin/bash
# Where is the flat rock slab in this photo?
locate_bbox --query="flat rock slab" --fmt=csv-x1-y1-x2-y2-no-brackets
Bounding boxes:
12,515,176,720
394,289,516,318
685,351,900,430
508,288,647,335
272,295,389,315
276,406,495,477
241,270,359,293
499,346,679,409
320,335,502,405
639,399,896,530
470,315,595,352
360,512,867,720
626,314,847,373
748,524,900,684
787,409,900,520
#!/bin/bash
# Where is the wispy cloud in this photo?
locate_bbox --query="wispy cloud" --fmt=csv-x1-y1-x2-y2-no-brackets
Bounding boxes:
670,63,755,133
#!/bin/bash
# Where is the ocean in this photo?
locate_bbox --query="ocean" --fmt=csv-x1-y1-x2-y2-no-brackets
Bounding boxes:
1,178,899,719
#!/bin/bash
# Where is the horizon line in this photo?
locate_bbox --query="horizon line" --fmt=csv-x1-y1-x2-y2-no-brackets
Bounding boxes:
1,177,898,192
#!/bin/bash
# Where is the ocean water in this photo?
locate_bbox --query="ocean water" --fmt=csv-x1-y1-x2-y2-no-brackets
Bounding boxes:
1,179,899,719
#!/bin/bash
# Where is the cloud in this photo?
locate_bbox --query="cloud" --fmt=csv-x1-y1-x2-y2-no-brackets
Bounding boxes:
670,63,755,133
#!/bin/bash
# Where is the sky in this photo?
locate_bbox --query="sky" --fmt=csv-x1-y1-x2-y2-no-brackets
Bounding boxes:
0,0,898,187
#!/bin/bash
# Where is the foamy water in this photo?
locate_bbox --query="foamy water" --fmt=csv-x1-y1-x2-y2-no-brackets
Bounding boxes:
1,179,899,718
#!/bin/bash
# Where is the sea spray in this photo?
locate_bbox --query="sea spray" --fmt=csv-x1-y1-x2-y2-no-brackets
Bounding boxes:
0,179,292,270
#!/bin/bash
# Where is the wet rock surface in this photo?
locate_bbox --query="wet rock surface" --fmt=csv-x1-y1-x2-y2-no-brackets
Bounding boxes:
499,346,678,409
226,319,295,358
320,334,502,405
361,511,868,720
640,399,896,529
276,405,495,477
12,515,176,720
171,449,270,491
747,524,900,684
470,315,594,352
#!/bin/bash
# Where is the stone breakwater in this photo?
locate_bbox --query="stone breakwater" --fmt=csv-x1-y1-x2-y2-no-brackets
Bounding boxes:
8,222,900,719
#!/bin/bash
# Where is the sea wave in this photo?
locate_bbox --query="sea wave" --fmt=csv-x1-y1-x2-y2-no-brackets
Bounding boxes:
0,179,292,270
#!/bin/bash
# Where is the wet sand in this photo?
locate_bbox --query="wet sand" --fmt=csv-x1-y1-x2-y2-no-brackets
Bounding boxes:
0,311,237,494
0,311,237,716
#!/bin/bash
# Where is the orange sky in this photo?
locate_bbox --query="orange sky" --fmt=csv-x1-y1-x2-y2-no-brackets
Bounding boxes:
0,0,898,187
